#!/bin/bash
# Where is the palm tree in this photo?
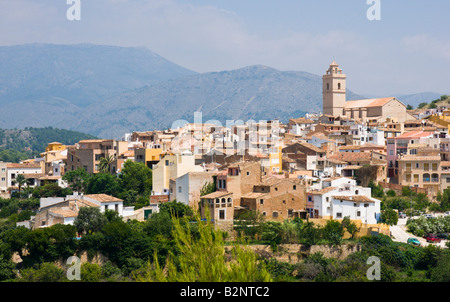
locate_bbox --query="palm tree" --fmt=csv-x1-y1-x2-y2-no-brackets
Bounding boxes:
99,154,115,174
12,174,27,198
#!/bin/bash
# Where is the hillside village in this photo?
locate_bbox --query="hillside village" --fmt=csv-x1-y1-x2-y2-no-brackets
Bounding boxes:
3,61,450,244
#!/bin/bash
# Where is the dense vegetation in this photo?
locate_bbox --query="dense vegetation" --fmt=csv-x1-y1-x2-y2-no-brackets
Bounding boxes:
0,127,97,163
0,163,448,282
0,199,449,282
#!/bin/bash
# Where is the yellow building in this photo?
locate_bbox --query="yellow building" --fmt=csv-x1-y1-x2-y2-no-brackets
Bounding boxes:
428,109,450,133
269,146,282,173
134,147,164,168
45,142,66,153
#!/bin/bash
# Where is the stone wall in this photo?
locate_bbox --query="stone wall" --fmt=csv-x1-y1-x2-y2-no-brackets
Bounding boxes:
247,243,361,264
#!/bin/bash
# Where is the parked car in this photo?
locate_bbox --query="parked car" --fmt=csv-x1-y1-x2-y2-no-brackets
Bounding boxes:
423,214,434,219
407,237,421,246
399,212,407,219
426,234,441,243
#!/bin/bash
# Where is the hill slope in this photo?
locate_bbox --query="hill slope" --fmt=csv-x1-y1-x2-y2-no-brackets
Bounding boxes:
0,127,97,163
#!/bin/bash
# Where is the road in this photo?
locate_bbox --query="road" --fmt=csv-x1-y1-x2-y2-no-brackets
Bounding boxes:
390,217,447,248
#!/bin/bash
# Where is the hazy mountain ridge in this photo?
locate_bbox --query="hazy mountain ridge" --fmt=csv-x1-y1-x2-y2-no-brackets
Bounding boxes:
76,65,365,138
0,43,445,139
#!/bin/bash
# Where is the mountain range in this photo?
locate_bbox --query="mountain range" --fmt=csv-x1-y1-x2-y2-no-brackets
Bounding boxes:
0,43,445,139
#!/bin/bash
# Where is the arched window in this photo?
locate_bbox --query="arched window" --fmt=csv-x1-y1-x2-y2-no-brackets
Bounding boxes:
221,198,226,203
338,83,341,90
432,173,439,182
423,173,430,182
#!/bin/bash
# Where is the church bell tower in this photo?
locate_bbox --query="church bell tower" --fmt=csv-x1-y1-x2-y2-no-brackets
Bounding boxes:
322,60,346,116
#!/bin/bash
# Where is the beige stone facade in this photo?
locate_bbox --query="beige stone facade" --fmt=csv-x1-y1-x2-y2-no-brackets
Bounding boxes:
65,139,128,174
398,146,441,196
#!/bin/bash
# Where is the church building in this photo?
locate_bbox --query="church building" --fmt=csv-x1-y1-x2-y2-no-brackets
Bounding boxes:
322,61,415,123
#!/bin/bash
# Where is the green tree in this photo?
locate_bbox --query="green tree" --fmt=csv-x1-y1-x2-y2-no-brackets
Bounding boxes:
134,213,272,282
85,173,120,196
74,207,107,235
200,181,216,196
12,174,27,197
80,262,103,282
99,155,115,174
381,208,399,226
300,221,322,247
19,263,64,282
323,220,344,246
31,183,72,198
0,255,16,281
63,168,90,193
417,102,428,109
159,200,194,219
368,180,385,198
119,160,152,195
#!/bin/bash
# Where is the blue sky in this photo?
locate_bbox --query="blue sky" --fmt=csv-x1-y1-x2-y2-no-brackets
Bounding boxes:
0,0,449,96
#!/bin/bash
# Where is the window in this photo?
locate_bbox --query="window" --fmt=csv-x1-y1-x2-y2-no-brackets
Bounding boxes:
246,171,250,176
115,204,119,212
357,211,361,217
338,83,341,89
165,160,169,166
272,212,278,218
178,186,182,193
219,210,225,220
260,199,264,205
364,203,369,208
336,212,342,218
288,209,293,217
293,185,296,190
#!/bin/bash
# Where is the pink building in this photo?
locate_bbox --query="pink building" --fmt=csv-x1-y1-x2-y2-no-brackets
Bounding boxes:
386,130,434,181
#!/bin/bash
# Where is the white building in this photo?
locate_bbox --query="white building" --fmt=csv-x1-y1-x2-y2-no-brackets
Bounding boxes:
6,162,43,188
306,177,381,224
